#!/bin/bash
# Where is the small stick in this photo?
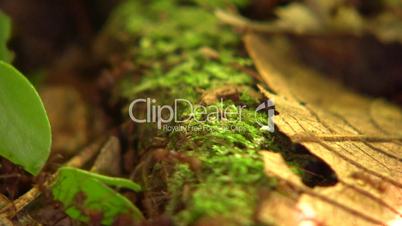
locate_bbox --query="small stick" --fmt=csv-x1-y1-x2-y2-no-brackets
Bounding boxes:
66,138,105,168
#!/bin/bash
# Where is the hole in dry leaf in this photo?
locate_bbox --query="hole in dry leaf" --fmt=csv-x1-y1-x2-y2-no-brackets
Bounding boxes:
273,131,338,188
294,143,338,187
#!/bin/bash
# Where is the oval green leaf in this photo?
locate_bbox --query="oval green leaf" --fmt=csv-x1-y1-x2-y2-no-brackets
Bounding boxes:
52,167,143,225
0,61,51,175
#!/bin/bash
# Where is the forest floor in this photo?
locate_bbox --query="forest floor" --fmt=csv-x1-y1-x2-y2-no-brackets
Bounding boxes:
0,0,402,226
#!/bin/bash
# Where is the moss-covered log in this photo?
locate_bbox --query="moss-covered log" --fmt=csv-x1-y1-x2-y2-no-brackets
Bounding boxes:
97,1,284,225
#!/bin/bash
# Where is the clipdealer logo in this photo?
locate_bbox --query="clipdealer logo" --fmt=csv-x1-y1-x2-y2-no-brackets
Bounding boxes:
255,99,275,132
128,98,274,132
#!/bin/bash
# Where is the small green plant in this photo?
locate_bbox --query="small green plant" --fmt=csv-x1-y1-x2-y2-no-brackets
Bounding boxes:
0,61,143,224
0,61,51,175
0,15,142,223
51,167,143,224
0,12,50,175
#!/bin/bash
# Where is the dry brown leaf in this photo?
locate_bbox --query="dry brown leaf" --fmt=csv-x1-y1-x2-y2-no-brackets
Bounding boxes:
217,3,402,44
257,189,300,226
245,33,402,226
90,136,122,176
260,151,304,187
41,86,89,155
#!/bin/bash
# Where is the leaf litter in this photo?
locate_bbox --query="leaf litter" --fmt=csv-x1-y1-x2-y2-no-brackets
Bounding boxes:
245,33,402,226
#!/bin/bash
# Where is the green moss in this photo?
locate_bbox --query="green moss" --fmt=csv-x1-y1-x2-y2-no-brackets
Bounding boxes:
164,102,276,225
177,183,255,226
106,0,254,72
287,161,305,176
123,59,253,103
104,0,340,222
107,0,243,62
194,0,249,8
109,0,279,225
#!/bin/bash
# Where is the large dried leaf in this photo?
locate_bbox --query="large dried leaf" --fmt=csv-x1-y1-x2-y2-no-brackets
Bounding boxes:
245,33,402,226
217,2,402,44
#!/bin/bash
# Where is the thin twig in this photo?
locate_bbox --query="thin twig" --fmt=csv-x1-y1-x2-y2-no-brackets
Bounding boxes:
0,137,105,219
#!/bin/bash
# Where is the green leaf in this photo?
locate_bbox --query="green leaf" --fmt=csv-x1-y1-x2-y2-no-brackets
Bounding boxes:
0,61,51,175
51,167,143,225
0,11,12,62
